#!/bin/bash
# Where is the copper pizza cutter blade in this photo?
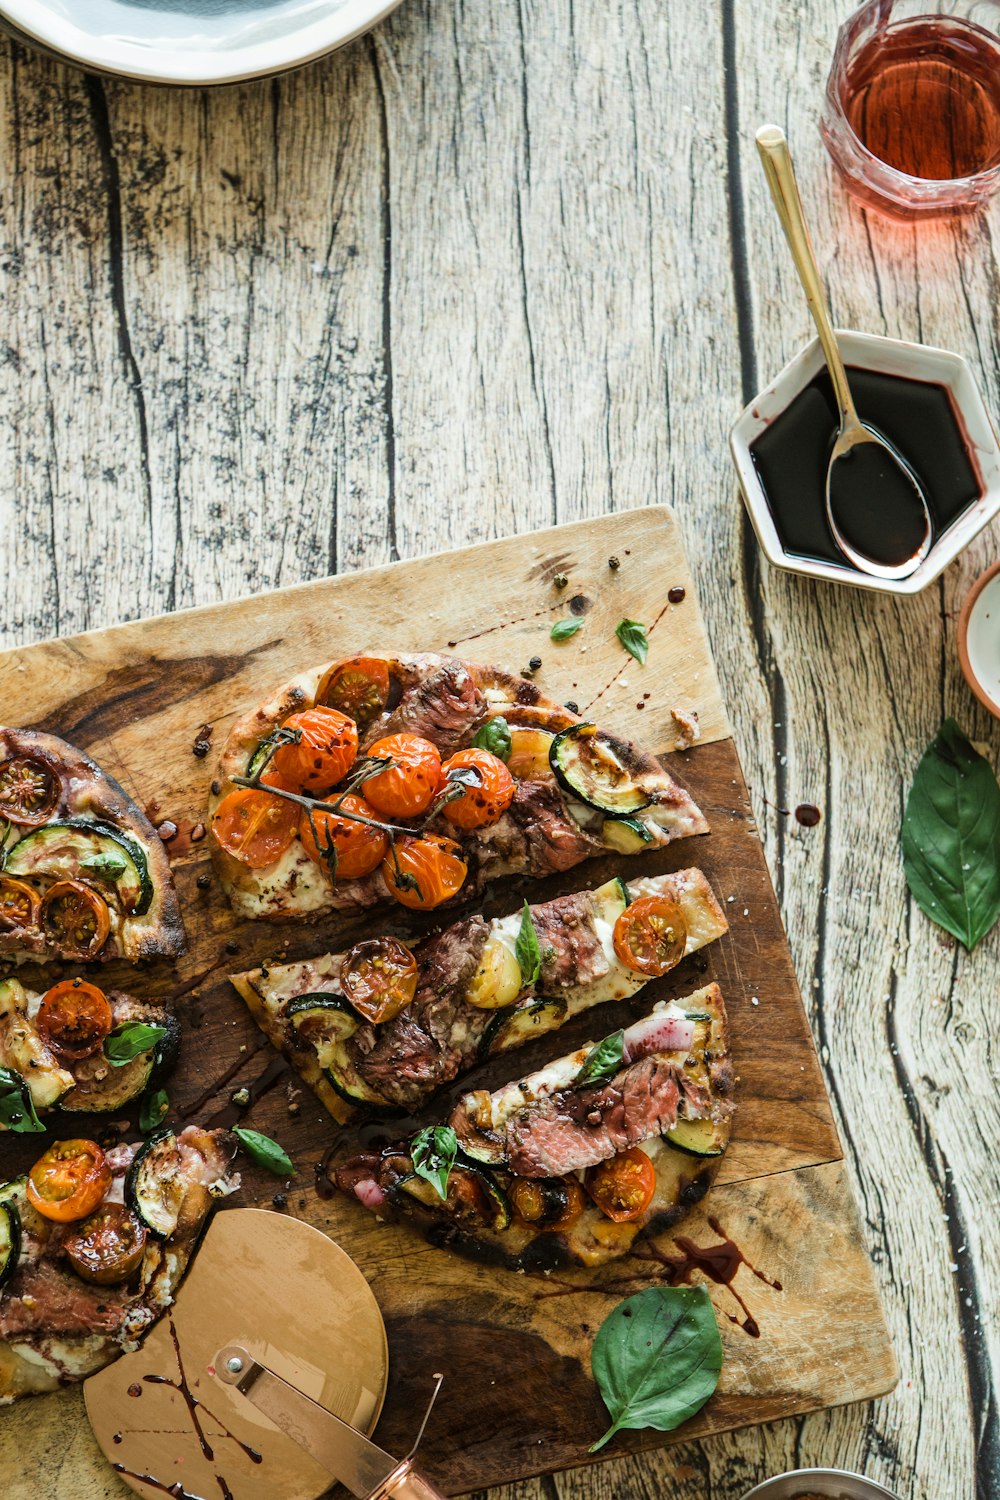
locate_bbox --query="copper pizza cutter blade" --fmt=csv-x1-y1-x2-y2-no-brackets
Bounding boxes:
83,1208,448,1500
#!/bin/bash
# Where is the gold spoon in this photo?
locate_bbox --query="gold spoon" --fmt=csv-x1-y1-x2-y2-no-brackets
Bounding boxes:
755,124,933,580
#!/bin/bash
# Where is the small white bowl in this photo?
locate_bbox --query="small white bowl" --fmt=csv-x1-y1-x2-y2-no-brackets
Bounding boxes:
0,0,405,85
958,558,1000,718
739,1468,902,1500
730,330,1000,595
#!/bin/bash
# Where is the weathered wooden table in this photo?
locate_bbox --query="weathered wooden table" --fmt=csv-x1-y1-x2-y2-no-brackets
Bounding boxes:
0,3,996,1498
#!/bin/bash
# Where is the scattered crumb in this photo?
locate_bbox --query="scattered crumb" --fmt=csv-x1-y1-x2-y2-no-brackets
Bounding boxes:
669,706,700,749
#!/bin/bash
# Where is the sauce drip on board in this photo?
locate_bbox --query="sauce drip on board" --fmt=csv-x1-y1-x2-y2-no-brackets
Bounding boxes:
750,366,981,569
634,1215,783,1337
795,802,821,827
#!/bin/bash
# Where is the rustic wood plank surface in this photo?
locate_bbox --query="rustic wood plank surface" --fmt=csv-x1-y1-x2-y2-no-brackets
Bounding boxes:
0,2,996,1498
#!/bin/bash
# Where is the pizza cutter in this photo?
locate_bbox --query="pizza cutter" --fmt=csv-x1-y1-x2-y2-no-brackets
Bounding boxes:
84,1209,448,1500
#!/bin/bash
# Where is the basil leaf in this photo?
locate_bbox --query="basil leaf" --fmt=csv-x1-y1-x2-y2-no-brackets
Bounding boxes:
103,1022,168,1067
473,717,512,762
902,718,1000,951
410,1125,458,1202
0,1067,45,1133
515,900,541,986
575,1028,626,1088
139,1087,170,1135
81,851,128,879
551,618,583,643
589,1285,723,1451
233,1127,295,1177
615,618,649,665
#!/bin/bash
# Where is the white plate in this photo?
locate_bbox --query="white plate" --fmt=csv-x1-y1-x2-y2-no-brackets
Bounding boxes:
0,0,404,83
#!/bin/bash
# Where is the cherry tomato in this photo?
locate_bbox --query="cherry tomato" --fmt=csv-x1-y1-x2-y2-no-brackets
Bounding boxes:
27,1139,111,1223
212,787,300,868
613,895,687,977
340,936,418,1024
36,980,113,1060
0,876,40,932
0,756,60,828
382,832,468,909
441,748,516,830
585,1148,657,1223
39,880,111,960
63,1203,148,1285
363,734,443,819
270,707,358,792
315,656,391,733
510,1176,586,1233
300,794,388,880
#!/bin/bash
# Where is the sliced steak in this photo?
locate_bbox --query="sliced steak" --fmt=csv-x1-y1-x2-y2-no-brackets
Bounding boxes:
349,916,491,1109
0,1261,136,1340
505,780,605,876
532,889,608,991
365,659,486,756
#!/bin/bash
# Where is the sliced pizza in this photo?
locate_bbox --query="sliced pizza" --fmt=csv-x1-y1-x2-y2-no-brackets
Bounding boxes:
0,1126,238,1403
0,728,184,964
230,868,728,1121
0,977,179,1129
334,985,734,1270
208,651,707,922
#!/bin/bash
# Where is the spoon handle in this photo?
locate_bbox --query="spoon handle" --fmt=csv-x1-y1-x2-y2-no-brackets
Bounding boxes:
755,124,861,431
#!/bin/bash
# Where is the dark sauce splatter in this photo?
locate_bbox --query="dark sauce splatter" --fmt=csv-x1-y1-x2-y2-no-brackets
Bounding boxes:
635,1216,782,1337
795,803,821,827
667,585,686,603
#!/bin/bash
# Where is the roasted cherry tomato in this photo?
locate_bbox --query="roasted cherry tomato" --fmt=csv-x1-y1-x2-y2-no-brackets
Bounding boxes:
0,755,60,828
299,794,388,880
363,734,443,819
585,1147,657,1223
0,876,40,932
212,787,300,869
39,880,111,960
340,936,418,1024
36,980,113,1060
612,895,687,977
382,832,468,909
510,1175,586,1233
63,1202,148,1285
441,748,516,830
26,1139,111,1223
315,656,391,733
270,707,358,792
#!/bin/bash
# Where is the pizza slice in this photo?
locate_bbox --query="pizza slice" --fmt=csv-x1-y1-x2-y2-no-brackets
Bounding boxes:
0,977,179,1129
334,985,733,1270
0,728,184,964
230,868,728,1120
0,1126,238,1403
208,651,708,922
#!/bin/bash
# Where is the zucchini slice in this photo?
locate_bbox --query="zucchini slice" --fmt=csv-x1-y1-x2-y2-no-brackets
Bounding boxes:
5,820,153,916
61,1014,180,1116
397,1160,512,1232
125,1130,186,1236
287,993,360,1049
0,1198,21,1288
479,997,568,1060
664,1116,729,1158
602,815,654,854
324,1044,397,1114
549,724,653,816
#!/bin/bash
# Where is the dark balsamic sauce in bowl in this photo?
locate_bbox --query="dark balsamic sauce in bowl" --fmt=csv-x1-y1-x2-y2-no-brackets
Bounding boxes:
749,365,981,570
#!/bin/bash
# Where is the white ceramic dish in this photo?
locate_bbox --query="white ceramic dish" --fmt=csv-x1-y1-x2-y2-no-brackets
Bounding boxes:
958,558,1000,717
730,330,1000,595
0,0,404,84
739,1468,902,1500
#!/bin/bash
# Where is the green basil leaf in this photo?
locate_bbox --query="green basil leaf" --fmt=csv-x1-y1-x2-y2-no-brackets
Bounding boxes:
81,851,128,879
139,1087,170,1135
574,1028,626,1088
550,618,583,643
902,718,1000,951
0,1067,45,1133
515,900,541,986
472,716,512,762
233,1127,295,1177
615,618,649,665
103,1022,168,1067
589,1285,723,1451
410,1125,458,1202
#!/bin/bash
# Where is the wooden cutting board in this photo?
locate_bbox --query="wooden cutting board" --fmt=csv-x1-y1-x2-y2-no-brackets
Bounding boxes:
0,506,896,1499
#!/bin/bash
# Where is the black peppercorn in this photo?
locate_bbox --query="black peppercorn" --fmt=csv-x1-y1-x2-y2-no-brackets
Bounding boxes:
608,555,620,570
529,655,542,671
564,700,580,714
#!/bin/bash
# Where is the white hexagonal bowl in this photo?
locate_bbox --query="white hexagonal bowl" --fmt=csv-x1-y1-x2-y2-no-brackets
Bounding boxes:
729,330,1000,595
